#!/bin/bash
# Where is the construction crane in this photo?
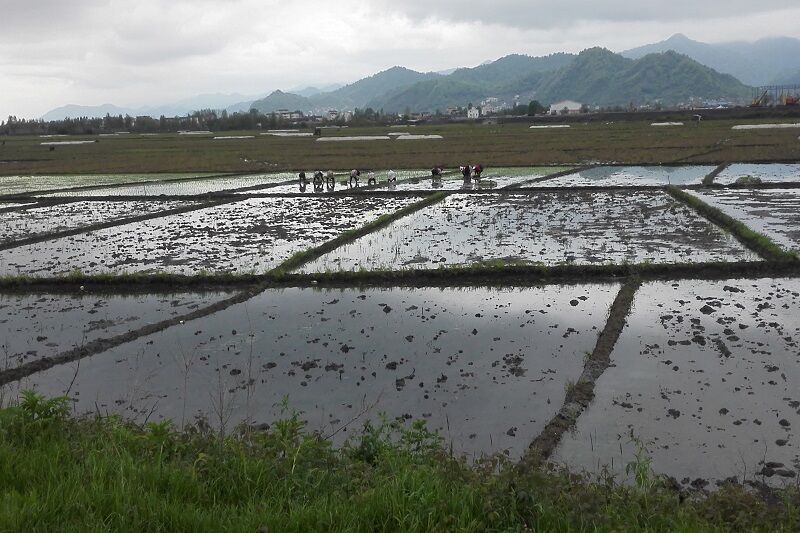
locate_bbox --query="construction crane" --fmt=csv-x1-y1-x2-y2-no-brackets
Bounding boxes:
751,89,770,107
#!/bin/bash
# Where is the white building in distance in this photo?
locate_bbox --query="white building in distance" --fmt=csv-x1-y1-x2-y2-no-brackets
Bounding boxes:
467,107,480,119
549,100,583,115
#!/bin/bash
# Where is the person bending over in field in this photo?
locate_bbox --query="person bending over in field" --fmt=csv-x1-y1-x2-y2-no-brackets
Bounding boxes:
387,170,397,189
461,164,472,182
473,164,483,180
367,171,377,186
431,166,443,188
349,169,360,187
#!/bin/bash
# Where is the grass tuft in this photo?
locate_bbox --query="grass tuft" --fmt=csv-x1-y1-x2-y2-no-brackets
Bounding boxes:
0,392,798,531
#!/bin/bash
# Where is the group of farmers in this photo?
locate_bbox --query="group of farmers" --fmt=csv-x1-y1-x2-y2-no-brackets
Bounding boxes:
297,164,484,192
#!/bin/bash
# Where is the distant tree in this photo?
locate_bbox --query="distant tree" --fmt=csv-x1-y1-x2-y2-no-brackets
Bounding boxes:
580,104,590,113
527,100,545,116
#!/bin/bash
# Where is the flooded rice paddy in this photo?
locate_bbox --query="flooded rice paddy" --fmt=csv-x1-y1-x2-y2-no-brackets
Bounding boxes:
43,173,295,197
0,173,211,196
301,191,758,272
1,291,232,372
526,166,714,187
0,196,418,276
12,285,619,458
691,189,800,253
2,163,799,483
553,278,800,486
714,164,800,185
1,200,196,244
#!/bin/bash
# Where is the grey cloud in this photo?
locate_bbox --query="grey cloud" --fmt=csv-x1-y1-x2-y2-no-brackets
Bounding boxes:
378,0,799,28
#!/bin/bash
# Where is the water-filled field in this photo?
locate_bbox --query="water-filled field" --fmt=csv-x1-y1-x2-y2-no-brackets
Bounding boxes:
526,166,714,187
14,284,618,458
43,173,295,197
301,191,758,272
1,291,233,371
715,163,800,185
0,196,418,276
1,200,196,244
691,189,800,254
553,278,800,487
0,173,212,196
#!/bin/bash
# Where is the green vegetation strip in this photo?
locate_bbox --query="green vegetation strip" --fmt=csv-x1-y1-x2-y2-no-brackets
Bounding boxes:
275,191,450,273
702,162,730,186
0,393,798,531
666,186,799,262
2,261,800,291
522,278,642,466
0,199,241,252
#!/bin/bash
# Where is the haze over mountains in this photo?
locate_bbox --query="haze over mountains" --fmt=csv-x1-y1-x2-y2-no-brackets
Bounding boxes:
41,34,800,120
622,33,800,86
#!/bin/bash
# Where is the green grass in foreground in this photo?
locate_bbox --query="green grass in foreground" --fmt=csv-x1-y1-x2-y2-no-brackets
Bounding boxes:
1,392,799,532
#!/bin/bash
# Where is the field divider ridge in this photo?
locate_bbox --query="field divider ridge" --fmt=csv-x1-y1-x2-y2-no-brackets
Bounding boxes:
0,199,77,214
702,163,729,186
519,277,642,467
666,185,799,262
273,191,451,273
0,198,244,252
2,261,799,292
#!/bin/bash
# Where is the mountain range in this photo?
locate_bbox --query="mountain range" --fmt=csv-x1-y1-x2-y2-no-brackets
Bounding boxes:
41,34,800,120
622,33,800,86
249,49,749,114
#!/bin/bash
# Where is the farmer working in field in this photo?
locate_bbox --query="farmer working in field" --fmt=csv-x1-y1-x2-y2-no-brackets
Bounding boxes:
387,170,397,189
349,169,360,187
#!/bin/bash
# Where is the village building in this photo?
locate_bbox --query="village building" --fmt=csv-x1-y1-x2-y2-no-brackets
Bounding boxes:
549,100,583,115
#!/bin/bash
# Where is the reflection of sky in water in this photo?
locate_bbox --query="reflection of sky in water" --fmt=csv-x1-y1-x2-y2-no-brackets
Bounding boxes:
16,284,618,459
0,173,212,196
0,196,418,276
692,189,800,252
302,191,758,272
555,278,800,486
0,291,232,371
0,200,194,244
715,164,800,185
44,173,296,197
529,166,714,187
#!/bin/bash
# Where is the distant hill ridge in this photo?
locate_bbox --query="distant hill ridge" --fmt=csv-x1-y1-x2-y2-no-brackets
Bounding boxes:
43,34,794,120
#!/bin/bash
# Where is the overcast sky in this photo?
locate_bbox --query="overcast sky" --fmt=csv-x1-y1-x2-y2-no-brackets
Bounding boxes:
3,0,800,120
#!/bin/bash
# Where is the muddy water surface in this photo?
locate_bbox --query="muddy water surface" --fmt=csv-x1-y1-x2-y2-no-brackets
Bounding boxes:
527,166,714,187
715,164,800,185
553,278,800,486
301,192,758,272
0,200,196,244
0,196,418,276
0,291,233,372
692,189,800,253
14,284,619,459
43,173,295,197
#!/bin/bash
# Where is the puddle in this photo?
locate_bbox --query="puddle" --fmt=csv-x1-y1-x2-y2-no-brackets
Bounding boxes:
0,196,418,276
553,278,800,487
0,200,196,245
0,174,212,197
13,284,619,459
0,291,232,371
300,191,758,272
527,166,714,187
715,164,800,185
691,189,800,253
42,173,296,197
732,124,800,130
